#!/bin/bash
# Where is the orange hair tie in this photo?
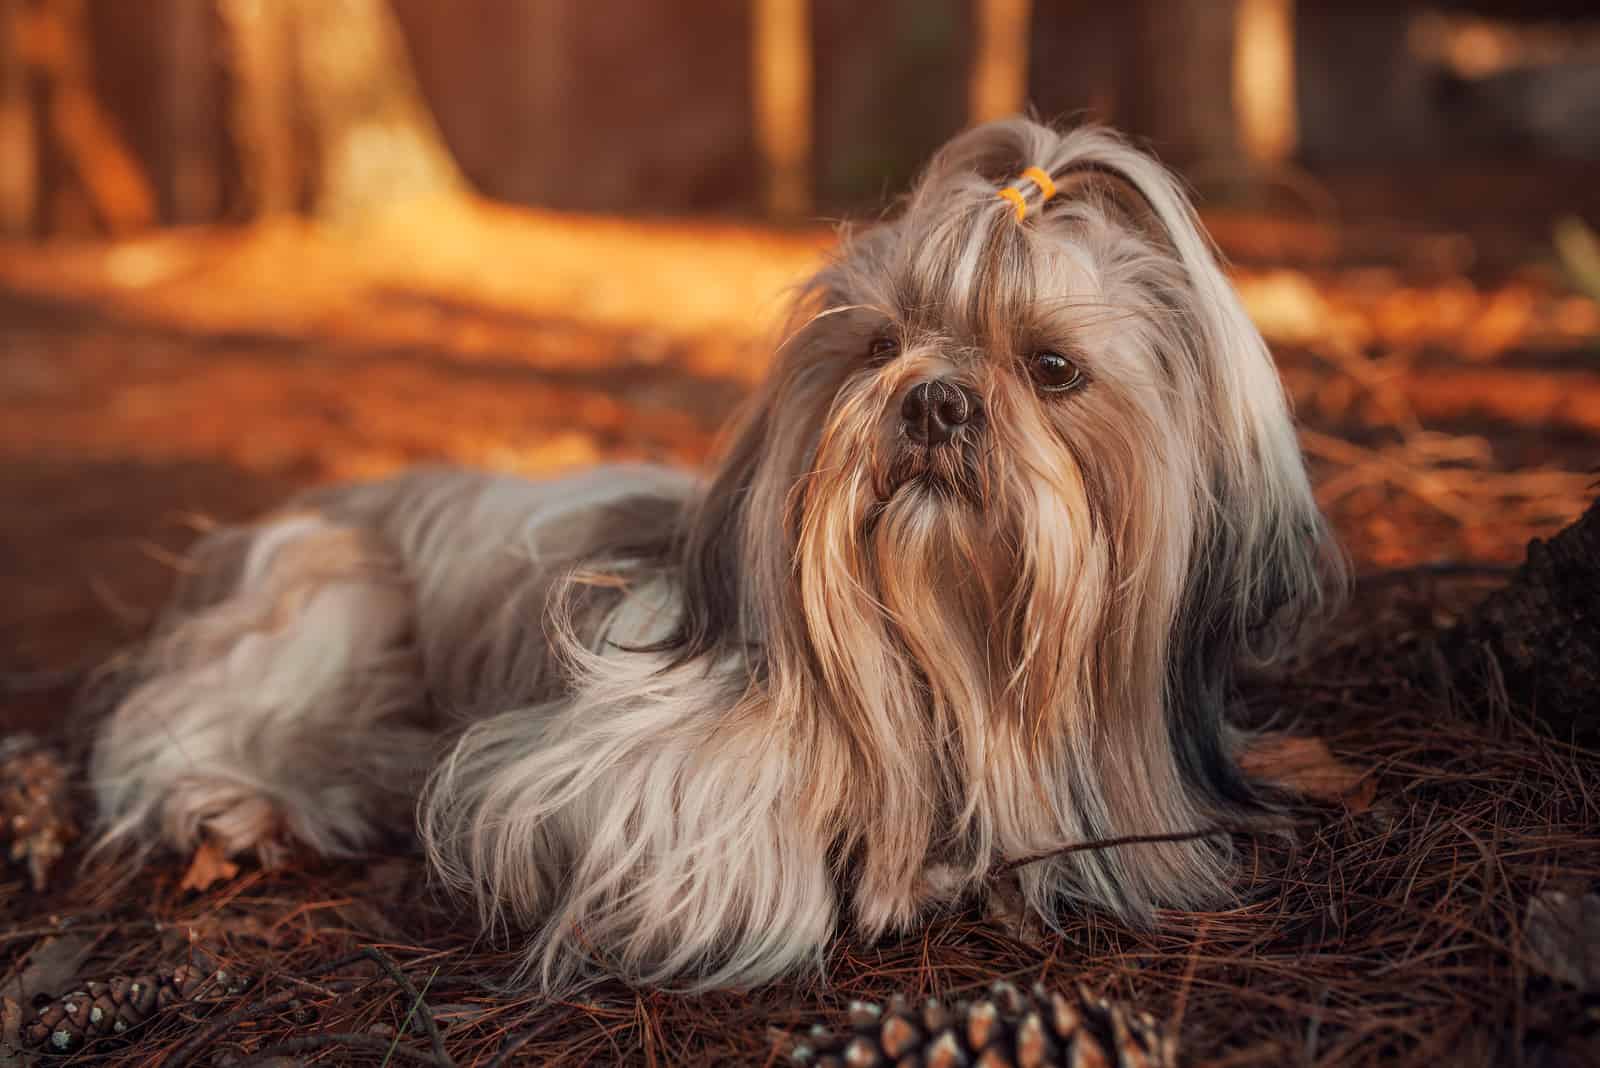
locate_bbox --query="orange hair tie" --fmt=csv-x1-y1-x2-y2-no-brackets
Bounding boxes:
1021,166,1057,200
996,166,1057,221
997,186,1027,222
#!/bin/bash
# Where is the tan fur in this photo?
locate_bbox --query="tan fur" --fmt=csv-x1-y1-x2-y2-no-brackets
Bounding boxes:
88,120,1340,992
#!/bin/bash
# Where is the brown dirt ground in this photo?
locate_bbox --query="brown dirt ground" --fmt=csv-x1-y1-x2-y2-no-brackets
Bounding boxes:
1,202,1597,1065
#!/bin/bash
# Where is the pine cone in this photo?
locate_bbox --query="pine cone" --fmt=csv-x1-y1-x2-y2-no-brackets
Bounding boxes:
0,734,78,892
791,981,1178,1068
24,954,251,1053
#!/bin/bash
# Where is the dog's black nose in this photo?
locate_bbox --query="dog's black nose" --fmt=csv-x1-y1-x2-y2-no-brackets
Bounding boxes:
901,380,973,447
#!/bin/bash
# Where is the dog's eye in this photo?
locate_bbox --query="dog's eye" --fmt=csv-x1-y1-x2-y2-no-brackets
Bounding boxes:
867,335,900,363
1027,350,1083,393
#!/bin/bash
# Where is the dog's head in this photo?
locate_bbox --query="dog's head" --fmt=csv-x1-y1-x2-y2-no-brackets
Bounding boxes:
667,119,1340,921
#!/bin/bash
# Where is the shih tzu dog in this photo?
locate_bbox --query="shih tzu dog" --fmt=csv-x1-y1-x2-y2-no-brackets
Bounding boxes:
89,119,1338,990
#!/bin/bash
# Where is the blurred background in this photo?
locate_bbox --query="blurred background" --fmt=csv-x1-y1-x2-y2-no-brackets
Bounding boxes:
4,0,1600,227
1,0,1599,724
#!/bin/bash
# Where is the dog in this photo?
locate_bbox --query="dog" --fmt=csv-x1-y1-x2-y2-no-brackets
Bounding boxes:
88,118,1339,991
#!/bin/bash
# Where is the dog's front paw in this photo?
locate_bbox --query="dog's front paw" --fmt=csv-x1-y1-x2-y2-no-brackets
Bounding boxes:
158,777,294,869
916,863,973,910
983,873,1049,945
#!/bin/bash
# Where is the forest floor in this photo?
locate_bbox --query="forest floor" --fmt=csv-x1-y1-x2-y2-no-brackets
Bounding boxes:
0,195,1597,1065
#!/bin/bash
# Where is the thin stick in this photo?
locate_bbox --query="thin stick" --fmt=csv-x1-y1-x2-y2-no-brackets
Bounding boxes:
995,824,1292,876
384,964,441,1067
349,947,449,1064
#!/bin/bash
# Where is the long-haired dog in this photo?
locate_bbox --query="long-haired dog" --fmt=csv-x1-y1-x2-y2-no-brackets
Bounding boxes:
89,119,1339,990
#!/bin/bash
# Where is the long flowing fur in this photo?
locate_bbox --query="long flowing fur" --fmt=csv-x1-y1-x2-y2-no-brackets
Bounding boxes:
88,119,1340,991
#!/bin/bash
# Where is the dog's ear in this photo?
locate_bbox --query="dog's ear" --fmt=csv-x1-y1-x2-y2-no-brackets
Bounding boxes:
1151,183,1340,662
1045,127,1340,652
1036,125,1343,804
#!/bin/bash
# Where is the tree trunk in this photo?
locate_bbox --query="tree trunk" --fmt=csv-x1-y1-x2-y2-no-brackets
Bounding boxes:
288,0,462,222
752,0,813,219
1232,0,1296,167
968,0,1031,125
1132,0,1241,168
1429,495,1600,747
161,0,221,222
221,0,461,223
0,0,36,236
218,0,300,216
33,0,155,234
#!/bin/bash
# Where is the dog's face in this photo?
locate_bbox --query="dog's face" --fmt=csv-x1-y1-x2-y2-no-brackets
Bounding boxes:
668,120,1338,926
778,163,1200,682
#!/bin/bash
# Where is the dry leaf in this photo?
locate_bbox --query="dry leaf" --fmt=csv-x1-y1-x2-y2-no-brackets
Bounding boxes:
179,840,239,893
1238,734,1376,813
0,934,97,1009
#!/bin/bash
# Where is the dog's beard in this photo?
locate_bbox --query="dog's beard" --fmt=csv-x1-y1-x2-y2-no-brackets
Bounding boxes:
878,439,986,505
803,379,1007,669
794,379,1075,872
867,488,1008,698
783,362,1246,930
799,371,1090,711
